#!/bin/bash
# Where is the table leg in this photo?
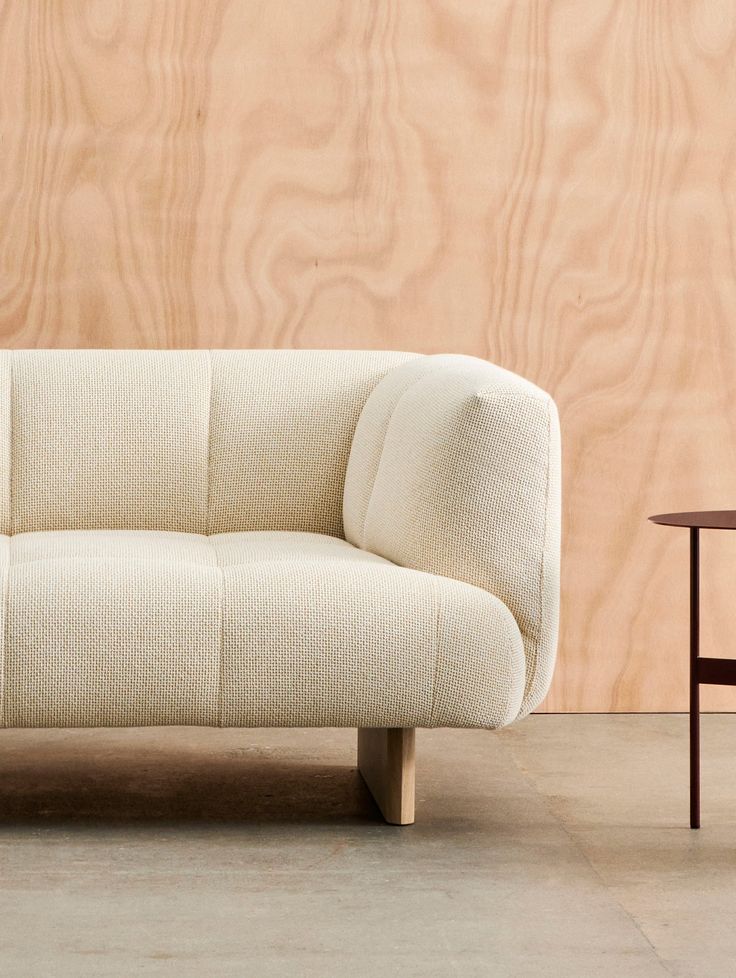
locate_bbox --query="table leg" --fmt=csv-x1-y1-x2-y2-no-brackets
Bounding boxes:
690,526,700,829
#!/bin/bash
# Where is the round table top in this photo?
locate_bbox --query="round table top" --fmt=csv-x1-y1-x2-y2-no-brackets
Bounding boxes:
649,511,736,530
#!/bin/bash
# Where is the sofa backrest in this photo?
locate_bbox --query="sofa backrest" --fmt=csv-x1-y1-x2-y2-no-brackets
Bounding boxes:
0,349,417,537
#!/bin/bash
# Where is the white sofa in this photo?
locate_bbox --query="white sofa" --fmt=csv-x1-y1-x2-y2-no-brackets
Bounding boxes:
0,350,560,823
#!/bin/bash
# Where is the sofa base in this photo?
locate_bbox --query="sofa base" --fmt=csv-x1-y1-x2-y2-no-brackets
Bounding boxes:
357,728,415,825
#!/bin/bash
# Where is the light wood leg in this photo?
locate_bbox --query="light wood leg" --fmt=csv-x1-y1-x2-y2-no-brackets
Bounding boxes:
357,727,415,825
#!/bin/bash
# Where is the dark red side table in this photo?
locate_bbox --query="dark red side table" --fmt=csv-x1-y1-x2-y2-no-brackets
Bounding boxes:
649,511,736,829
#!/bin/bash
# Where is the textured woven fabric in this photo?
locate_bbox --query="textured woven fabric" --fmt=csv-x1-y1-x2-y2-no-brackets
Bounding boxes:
343,354,561,719
10,350,211,534
4,531,221,727
2,349,416,537
0,349,558,730
207,350,416,537
0,530,523,729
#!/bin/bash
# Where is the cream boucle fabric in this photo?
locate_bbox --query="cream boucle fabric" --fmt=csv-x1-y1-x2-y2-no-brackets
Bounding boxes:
0,349,559,729
207,350,416,537
0,530,523,729
4,531,220,727
0,349,415,537
343,354,561,718
8,350,211,534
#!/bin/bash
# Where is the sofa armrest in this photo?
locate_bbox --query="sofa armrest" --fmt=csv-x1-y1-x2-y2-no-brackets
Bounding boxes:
343,354,561,718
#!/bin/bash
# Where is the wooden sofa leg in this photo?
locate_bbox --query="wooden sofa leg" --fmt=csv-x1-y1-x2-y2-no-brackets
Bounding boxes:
357,728,415,825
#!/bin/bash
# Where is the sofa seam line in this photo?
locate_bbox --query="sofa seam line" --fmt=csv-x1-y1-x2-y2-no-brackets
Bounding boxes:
359,356,434,550
4,555,216,567
211,537,224,728
428,576,442,728
472,388,549,404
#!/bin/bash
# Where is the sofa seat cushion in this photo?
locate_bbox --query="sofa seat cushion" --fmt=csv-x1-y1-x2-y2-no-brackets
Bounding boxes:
0,530,524,729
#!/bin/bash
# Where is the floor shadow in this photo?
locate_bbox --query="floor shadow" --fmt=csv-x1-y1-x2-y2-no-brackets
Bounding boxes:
0,748,382,826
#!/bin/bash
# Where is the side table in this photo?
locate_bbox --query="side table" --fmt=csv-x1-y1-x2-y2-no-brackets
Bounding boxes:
649,511,736,829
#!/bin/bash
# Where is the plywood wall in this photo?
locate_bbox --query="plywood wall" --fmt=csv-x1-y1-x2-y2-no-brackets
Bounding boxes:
1,1,735,711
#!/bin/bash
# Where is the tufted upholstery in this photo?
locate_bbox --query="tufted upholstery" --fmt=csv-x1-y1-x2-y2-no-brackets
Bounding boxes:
343,354,561,718
2,349,415,536
0,350,559,730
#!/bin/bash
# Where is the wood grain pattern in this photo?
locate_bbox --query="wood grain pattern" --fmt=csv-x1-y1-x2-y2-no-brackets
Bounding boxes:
358,728,415,825
1,1,735,710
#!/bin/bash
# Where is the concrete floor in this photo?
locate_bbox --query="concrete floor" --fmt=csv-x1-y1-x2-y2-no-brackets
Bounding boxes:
0,717,734,977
